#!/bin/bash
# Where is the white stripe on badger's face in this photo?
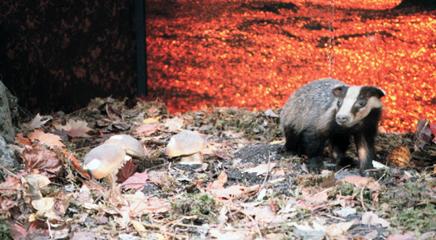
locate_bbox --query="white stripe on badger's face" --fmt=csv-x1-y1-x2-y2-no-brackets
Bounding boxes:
336,86,383,127
336,86,361,126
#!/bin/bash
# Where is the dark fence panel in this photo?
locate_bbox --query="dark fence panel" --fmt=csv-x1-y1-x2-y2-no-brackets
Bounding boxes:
0,0,137,113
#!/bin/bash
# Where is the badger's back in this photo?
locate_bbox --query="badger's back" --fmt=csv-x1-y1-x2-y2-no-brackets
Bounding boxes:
280,78,342,134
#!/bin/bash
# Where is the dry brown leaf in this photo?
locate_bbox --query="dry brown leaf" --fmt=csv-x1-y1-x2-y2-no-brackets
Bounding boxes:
131,220,147,237
387,233,416,240
28,130,65,148
164,117,184,132
243,162,277,175
0,197,17,215
31,197,58,219
325,221,354,239
9,222,28,240
0,175,21,193
208,171,228,189
60,148,91,179
22,145,63,177
301,188,329,205
341,175,381,192
147,170,171,186
208,184,259,200
121,171,149,191
361,211,390,227
56,119,92,138
25,174,51,191
116,160,138,183
123,192,171,216
25,113,52,130
15,133,32,146
134,123,159,137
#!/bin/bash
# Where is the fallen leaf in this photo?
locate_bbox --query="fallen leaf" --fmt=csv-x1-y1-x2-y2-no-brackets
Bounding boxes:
134,123,159,137
208,171,228,189
147,170,172,186
333,207,357,218
28,130,65,148
301,188,329,205
242,162,276,175
121,171,149,191
165,130,206,158
209,227,251,240
164,117,184,132
22,145,63,177
131,220,147,237
71,231,98,240
143,117,160,124
31,197,58,219
15,133,32,146
325,221,355,238
0,197,17,214
117,160,138,183
243,204,286,224
25,113,52,130
293,222,326,240
56,119,92,138
341,175,381,192
60,148,91,179
8,222,28,240
123,192,171,216
361,211,390,227
387,233,416,240
208,184,259,200
25,174,51,191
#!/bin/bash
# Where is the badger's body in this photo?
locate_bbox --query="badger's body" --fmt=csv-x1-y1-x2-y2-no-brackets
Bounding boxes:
280,78,385,172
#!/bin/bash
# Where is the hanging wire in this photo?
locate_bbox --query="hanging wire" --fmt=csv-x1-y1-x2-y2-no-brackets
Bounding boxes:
328,0,335,78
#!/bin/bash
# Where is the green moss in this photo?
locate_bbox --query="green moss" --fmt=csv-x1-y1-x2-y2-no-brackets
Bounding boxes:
172,193,218,222
391,205,436,233
380,178,436,232
0,220,12,240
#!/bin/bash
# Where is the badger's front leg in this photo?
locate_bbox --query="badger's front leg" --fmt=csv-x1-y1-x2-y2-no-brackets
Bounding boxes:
354,133,376,173
330,134,353,169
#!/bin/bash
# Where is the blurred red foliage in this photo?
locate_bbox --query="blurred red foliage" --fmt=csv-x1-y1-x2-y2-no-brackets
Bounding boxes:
146,0,435,133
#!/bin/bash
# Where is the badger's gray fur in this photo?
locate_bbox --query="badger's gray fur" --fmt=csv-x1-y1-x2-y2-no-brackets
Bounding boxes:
280,78,385,173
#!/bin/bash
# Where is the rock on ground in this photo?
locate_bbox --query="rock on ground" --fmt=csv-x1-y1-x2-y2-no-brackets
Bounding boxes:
0,135,19,169
0,81,15,142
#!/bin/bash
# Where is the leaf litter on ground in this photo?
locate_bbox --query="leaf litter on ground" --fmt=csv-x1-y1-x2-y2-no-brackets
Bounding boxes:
0,98,434,239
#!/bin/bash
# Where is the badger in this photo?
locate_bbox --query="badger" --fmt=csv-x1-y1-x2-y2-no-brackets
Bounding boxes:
280,78,385,173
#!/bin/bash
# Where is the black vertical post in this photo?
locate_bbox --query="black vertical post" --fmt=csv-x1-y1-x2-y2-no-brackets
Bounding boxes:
135,0,146,96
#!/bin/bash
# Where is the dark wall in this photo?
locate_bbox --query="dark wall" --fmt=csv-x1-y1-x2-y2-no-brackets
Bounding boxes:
0,0,137,113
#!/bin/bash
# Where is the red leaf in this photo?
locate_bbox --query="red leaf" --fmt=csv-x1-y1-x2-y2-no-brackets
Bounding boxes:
121,171,149,191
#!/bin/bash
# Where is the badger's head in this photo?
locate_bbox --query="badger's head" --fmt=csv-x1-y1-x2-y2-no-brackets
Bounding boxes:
332,84,385,128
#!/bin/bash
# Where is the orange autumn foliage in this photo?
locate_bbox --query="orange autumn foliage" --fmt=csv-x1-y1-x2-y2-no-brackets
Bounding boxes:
146,0,435,133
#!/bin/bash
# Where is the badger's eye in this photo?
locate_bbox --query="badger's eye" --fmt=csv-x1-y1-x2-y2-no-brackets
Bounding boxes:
337,99,343,107
355,99,367,108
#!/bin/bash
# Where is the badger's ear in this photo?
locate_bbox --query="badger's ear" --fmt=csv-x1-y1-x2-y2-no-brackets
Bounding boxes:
366,86,385,98
332,84,348,97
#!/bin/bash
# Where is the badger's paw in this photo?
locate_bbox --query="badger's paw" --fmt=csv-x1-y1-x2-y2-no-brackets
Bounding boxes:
306,156,324,173
335,157,357,170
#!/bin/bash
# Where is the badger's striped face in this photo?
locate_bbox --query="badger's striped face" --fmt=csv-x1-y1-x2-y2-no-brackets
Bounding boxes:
332,85,385,127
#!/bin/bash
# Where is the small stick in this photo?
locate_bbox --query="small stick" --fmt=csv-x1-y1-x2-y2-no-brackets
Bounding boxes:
0,164,18,177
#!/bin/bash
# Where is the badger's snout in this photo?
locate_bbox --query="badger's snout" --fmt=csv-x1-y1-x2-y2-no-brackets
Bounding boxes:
336,115,351,125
